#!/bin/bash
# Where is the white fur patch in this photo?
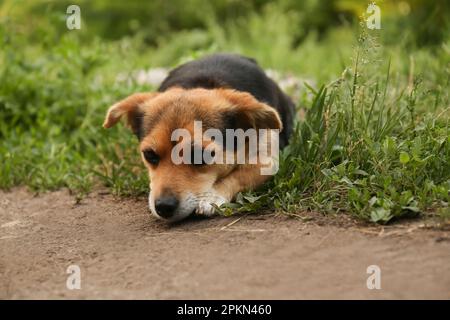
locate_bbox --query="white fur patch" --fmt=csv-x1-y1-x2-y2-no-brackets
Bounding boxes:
148,191,198,222
148,189,228,221
195,193,227,216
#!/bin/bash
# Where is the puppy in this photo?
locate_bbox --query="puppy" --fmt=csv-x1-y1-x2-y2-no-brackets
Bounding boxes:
103,54,295,221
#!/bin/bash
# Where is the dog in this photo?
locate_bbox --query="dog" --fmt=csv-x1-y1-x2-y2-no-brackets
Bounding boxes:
103,54,295,222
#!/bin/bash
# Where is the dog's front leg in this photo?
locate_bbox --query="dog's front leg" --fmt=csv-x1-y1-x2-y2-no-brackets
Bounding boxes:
195,164,270,216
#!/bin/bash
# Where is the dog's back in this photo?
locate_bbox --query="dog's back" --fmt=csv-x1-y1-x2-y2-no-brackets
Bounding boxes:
158,54,295,148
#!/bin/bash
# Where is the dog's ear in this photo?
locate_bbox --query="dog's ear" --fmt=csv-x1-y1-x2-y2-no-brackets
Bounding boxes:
219,89,283,131
103,92,159,138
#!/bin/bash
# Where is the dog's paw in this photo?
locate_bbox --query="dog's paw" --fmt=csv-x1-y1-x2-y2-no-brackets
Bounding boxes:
195,194,227,216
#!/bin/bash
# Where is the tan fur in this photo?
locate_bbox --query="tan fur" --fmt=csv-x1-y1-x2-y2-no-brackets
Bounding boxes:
104,87,281,219
103,92,159,130
218,89,283,130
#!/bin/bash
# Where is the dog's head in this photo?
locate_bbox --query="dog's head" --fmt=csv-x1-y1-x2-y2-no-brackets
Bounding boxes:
103,87,282,221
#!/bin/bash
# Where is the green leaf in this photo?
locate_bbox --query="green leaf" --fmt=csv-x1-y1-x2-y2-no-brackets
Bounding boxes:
243,195,262,204
399,152,410,164
355,169,369,176
401,206,420,213
368,196,378,207
370,207,393,223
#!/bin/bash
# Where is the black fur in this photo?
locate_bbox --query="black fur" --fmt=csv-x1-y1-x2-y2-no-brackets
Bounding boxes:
158,54,295,148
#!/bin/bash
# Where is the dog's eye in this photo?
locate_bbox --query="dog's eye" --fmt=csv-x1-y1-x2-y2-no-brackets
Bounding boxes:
143,149,159,166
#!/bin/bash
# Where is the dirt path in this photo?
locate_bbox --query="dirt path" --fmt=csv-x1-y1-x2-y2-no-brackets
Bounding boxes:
1,188,449,299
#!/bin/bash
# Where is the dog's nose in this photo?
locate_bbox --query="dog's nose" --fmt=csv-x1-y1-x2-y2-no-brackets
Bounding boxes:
155,195,179,218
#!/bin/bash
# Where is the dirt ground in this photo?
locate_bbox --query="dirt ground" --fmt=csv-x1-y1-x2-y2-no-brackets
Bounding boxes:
1,187,449,299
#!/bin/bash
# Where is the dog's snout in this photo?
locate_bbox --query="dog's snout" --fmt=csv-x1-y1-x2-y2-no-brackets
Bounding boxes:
155,195,179,218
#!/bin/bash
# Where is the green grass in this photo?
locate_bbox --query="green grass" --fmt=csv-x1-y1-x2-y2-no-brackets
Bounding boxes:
228,30,450,223
0,8,449,223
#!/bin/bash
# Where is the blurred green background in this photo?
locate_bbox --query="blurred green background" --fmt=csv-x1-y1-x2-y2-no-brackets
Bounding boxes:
1,0,449,70
2,0,449,45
